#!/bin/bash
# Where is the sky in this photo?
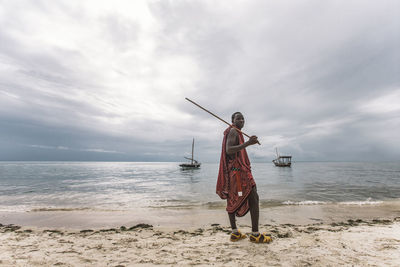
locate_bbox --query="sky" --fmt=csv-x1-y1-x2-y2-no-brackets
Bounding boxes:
0,0,399,162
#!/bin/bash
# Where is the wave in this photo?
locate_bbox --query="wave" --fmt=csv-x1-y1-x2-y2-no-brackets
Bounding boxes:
31,198,395,211
339,198,383,206
281,198,384,206
0,198,395,213
282,200,327,206
0,206,123,212
30,207,92,212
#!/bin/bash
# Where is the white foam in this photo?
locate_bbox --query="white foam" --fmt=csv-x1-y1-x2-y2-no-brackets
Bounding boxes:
0,205,31,212
282,198,384,206
282,200,328,205
339,198,383,206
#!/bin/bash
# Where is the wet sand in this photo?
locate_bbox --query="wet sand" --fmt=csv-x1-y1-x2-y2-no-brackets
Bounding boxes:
1,201,400,230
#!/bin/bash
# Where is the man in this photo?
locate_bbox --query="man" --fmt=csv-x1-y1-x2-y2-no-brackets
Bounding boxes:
216,112,271,243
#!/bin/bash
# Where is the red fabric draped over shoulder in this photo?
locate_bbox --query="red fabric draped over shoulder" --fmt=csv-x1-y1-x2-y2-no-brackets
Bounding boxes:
216,126,256,217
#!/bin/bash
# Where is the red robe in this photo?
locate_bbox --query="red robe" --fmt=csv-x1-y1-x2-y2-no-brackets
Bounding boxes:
216,126,256,217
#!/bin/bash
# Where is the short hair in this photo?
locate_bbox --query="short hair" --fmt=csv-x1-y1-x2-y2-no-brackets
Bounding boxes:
231,112,242,123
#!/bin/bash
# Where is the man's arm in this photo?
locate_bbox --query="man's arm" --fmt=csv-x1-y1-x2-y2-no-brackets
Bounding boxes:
226,128,258,155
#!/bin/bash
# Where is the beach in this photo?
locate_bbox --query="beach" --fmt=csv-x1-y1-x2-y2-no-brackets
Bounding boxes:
1,203,400,266
1,161,400,266
1,217,400,266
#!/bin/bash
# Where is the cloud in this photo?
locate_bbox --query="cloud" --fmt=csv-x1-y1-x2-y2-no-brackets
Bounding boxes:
27,144,124,154
0,0,399,161
359,89,400,114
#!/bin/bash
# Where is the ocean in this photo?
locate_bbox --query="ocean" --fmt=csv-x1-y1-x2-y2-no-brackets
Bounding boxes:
1,161,400,213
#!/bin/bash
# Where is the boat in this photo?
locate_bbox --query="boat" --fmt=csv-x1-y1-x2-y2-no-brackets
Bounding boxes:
179,138,201,169
272,148,292,167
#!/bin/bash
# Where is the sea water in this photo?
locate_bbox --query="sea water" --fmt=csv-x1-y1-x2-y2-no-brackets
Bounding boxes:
0,161,400,212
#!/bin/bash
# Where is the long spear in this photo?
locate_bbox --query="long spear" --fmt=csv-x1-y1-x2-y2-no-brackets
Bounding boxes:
185,97,261,145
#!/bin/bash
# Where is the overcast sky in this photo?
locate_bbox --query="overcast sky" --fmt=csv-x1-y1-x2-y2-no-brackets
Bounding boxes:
0,0,399,162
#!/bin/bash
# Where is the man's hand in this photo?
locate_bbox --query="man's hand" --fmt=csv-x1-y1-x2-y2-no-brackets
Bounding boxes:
247,135,258,146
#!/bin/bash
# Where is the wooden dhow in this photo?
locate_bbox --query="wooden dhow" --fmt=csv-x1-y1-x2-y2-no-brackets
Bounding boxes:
272,148,292,167
179,138,201,169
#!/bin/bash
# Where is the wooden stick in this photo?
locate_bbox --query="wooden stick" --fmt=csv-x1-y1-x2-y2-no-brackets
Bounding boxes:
185,97,261,145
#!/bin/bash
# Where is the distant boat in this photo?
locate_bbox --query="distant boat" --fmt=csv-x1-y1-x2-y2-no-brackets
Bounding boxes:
179,138,201,169
272,148,292,167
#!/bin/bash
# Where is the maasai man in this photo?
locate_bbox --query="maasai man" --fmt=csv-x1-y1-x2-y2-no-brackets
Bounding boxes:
216,112,272,243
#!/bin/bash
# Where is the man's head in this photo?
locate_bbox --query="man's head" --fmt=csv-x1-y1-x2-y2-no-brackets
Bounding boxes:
231,112,244,129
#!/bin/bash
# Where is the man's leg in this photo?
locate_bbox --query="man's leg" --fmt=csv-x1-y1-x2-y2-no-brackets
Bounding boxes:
228,212,237,230
247,186,272,243
248,186,259,233
228,211,247,241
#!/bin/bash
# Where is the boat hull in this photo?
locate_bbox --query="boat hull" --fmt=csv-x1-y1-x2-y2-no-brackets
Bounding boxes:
179,163,201,169
273,162,291,167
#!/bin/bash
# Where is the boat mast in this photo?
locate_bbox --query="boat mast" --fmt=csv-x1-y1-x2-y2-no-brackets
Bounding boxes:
191,138,194,165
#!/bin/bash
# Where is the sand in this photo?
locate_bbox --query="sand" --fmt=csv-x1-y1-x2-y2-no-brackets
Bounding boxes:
2,200,400,229
1,217,400,266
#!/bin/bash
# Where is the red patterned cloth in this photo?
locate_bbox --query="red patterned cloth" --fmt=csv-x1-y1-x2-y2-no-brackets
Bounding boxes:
216,126,256,217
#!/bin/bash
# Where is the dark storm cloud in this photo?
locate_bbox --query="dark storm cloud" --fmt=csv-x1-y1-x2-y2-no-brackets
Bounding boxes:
149,0,399,161
0,0,399,162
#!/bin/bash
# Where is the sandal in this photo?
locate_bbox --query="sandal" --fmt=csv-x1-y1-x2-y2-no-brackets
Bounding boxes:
249,233,272,243
230,230,247,242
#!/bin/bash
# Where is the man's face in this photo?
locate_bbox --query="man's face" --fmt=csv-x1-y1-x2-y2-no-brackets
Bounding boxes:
233,113,245,129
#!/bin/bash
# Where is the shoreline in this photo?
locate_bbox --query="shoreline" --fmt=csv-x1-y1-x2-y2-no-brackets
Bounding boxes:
1,201,400,230
1,217,399,266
